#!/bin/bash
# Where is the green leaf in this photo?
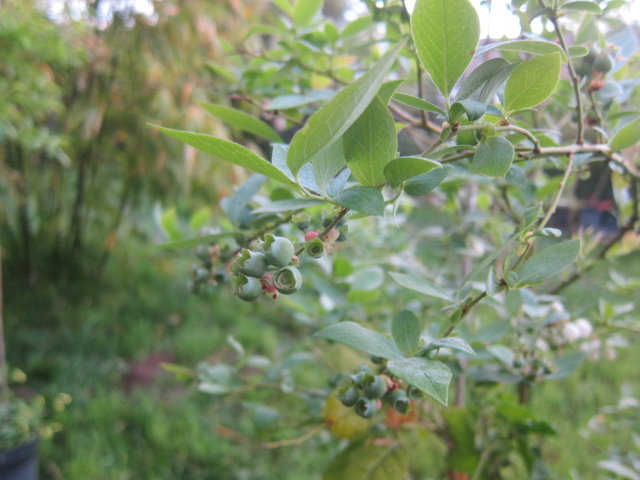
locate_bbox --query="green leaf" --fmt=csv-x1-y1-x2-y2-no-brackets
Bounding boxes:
545,352,585,380
392,310,422,357
450,99,486,122
472,136,515,177
287,40,406,176
422,337,476,356
513,239,581,287
475,40,567,63
562,1,602,13
610,116,640,152
388,272,454,302
344,96,398,186
333,187,385,216
292,0,323,27
392,92,445,116
323,442,408,480
503,53,563,115
200,103,283,143
157,232,241,249
272,144,320,193
568,45,590,58
267,90,332,110
378,80,405,106
453,58,509,102
404,165,454,196
252,199,326,214
160,207,182,241
477,62,519,104
151,125,293,186
223,174,265,225
384,156,442,187
341,15,373,38
272,0,293,15
314,322,404,359
350,266,385,291
458,231,519,291
411,0,480,99
387,357,452,405
487,345,515,367
311,140,346,195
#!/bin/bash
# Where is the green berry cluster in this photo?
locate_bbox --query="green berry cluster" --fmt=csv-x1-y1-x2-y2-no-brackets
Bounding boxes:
338,371,423,418
230,234,302,301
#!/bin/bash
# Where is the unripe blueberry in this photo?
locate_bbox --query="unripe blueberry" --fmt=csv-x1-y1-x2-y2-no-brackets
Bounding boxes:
192,266,210,283
593,54,613,74
354,397,379,418
363,375,387,399
305,237,326,259
234,249,269,278
232,274,263,302
481,122,496,138
407,385,425,400
196,245,212,261
388,389,410,414
273,266,302,294
293,214,311,231
263,234,295,267
351,372,374,389
339,387,359,407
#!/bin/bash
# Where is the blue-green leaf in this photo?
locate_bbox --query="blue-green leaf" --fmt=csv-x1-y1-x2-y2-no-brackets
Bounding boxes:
200,103,283,143
513,239,581,287
287,40,406,176
387,357,452,405
344,96,397,186
392,310,422,357
384,156,442,187
333,186,385,216
472,136,514,177
404,164,454,196
475,40,567,63
151,125,293,186
411,0,480,99
392,92,446,116
314,321,404,359
388,272,454,302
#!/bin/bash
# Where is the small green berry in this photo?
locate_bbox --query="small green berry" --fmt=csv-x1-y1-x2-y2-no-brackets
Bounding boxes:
388,389,410,414
407,385,425,400
593,54,613,74
232,274,263,302
263,234,295,267
273,266,302,294
339,387,359,407
305,237,326,259
363,375,387,399
354,397,379,418
351,372,374,389
235,249,269,278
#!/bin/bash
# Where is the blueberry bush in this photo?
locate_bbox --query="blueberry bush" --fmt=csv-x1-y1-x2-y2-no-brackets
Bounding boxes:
155,0,640,477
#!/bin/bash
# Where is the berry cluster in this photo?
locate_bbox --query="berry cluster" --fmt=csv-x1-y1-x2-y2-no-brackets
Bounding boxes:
338,371,425,418
230,234,302,301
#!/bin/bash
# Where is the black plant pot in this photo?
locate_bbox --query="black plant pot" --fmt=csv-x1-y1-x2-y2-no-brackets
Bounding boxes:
0,439,39,480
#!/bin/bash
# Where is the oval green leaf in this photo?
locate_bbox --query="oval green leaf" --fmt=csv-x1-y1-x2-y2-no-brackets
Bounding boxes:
475,40,567,63
472,136,515,177
333,186,385,217
513,239,581,287
609,116,640,152
404,164,454,196
344,96,398,186
287,40,405,176
387,357,452,405
384,156,442,187
392,92,445,116
411,0,480,99
503,52,562,115
314,321,404,360
392,310,422,357
150,125,293,186
200,103,283,143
